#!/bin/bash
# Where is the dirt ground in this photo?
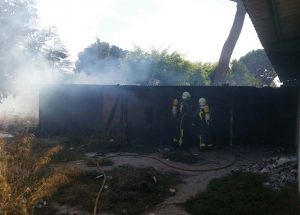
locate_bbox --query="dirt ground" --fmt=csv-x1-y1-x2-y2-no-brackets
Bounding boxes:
84,147,271,215
0,132,282,215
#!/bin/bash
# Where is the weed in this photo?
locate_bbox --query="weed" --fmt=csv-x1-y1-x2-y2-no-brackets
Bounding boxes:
184,171,300,215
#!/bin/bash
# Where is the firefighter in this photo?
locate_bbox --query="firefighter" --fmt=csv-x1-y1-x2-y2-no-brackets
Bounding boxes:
195,97,213,150
178,91,193,148
170,98,180,144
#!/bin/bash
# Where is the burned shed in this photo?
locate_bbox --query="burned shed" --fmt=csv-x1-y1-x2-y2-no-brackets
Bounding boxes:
39,85,298,148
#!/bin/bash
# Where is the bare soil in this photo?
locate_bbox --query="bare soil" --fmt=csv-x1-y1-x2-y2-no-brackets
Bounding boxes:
85,148,268,215
0,132,275,215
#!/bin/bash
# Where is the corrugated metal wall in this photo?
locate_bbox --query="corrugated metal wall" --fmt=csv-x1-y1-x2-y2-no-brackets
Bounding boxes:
39,85,298,148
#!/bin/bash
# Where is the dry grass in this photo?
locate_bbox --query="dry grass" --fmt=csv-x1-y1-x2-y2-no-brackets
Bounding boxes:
0,134,81,215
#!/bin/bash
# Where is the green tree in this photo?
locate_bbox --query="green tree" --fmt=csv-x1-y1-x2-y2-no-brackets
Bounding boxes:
0,0,70,100
123,48,209,86
121,47,156,85
75,38,127,75
75,41,212,86
238,49,277,86
197,62,217,85
0,0,36,98
147,49,191,85
45,32,72,74
227,60,260,86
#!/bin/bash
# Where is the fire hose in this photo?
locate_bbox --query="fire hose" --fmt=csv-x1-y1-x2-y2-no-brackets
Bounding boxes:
93,153,237,215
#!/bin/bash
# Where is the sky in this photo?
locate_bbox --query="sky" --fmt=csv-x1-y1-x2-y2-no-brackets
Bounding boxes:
37,0,263,63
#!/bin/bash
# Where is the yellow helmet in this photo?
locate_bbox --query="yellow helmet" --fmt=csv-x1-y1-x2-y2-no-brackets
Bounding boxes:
172,98,179,106
182,91,191,100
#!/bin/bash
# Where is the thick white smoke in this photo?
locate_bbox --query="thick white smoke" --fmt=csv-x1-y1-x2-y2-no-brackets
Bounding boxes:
72,46,186,86
0,51,62,124
72,58,157,85
0,1,66,124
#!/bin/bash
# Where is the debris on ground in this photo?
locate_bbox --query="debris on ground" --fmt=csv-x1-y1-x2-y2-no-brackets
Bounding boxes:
101,166,181,214
45,166,181,215
169,188,176,193
238,156,298,190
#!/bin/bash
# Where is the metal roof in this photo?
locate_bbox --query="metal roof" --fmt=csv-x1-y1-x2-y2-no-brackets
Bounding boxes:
242,0,300,83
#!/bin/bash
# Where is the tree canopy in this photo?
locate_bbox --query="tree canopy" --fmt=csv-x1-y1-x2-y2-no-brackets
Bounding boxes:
238,49,277,86
227,49,277,87
75,39,277,87
75,38,127,76
0,0,71,100
75,39,214,86
0,0,36,98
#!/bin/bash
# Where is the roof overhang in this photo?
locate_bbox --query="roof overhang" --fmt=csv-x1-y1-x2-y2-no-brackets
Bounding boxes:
242,0,300,83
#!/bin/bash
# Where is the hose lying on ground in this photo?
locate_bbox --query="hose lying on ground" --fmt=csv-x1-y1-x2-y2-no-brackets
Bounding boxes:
93,153,237,215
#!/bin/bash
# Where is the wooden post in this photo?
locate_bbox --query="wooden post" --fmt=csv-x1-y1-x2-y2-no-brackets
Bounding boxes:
230,108,234,148
229,91,234,148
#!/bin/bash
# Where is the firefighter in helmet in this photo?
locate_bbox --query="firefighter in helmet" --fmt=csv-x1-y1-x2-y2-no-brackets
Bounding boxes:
177,91,193,148
170,98,180,144
195,97,213,150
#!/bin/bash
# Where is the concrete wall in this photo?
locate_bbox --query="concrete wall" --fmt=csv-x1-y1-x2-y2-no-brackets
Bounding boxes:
39,85,298,148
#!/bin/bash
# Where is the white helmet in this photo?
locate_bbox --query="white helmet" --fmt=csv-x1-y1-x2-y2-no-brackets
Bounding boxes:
182,91,191,100
199,97,206,106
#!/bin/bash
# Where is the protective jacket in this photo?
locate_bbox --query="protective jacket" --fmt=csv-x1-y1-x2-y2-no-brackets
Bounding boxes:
178,99,193,147
195,104,212,149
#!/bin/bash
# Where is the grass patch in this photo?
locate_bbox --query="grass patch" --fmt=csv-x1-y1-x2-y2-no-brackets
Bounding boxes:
163,149,200,164
184,171,300,215
47,166,181,214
